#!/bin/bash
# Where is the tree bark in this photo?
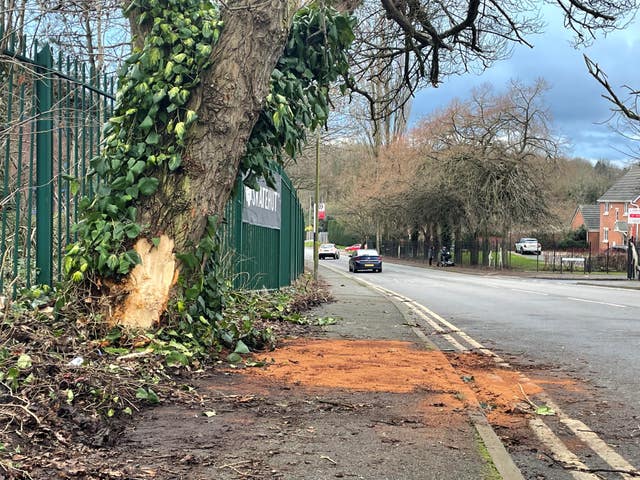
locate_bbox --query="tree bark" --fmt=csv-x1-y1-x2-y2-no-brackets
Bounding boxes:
138,0,293,250
112,1,294,327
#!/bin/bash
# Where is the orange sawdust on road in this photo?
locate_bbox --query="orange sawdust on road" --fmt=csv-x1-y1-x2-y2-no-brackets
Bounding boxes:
244,338,553,427
248,338,463,393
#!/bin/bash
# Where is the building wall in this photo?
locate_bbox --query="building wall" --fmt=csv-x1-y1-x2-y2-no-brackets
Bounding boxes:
599,201,627,252
571,209,584,230
570,210,585,231
570,209,599,252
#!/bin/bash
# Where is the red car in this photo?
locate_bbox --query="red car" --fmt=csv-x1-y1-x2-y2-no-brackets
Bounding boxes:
344,243,362,253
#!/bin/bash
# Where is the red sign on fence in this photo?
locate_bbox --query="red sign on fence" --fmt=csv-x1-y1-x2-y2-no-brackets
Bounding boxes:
628,208,640,225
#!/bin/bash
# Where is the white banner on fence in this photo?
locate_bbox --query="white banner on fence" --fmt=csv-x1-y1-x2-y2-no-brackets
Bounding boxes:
242,174,282,230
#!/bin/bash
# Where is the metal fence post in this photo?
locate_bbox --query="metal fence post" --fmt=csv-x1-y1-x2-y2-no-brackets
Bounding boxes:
35,45,54,286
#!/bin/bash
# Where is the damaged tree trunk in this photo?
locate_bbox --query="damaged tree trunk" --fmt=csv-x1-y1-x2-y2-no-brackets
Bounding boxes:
111,1,294,328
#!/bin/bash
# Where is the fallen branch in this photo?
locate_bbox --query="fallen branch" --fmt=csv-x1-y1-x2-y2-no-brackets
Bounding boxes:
116,348,155,361
0,402,42,425
518,383,538,409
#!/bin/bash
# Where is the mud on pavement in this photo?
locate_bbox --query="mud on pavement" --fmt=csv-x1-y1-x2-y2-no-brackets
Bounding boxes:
84,339,498,480
78,333,595,480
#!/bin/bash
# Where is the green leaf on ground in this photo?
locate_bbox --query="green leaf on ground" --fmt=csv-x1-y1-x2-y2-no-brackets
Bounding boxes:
315,316,337,326
226,352,242,364
234,340,250,354
535,405,555,416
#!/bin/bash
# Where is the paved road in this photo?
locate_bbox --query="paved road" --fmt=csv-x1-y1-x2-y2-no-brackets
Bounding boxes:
318,254,640,473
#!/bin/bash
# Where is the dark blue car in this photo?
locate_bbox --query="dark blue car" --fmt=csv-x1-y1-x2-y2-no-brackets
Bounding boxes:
349,249,382,273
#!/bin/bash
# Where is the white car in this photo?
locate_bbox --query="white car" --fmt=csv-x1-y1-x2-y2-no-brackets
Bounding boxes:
515,237,542,255
319,243,340,260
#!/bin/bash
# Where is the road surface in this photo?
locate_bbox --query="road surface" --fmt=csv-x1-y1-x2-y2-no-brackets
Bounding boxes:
318,253,640,478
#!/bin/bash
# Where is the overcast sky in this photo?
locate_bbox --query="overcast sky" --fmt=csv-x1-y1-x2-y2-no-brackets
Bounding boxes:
409,6,640,166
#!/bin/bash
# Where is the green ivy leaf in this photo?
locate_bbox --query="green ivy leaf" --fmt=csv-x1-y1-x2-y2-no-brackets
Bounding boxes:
145,132,160,145
168,154,182,171
184,110,198,126
139,115,154,129
138,177,159,196
107,254,120,270
130,160,147,176
136,387,159,404
153,88,166,103
234,340,250,354
125,223,142,239
226,352,242,364
124,250,141,265
165,351,189,367
175,122,186,140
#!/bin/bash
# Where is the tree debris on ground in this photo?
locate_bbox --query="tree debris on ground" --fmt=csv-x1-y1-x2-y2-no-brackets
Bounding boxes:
0,275,332,479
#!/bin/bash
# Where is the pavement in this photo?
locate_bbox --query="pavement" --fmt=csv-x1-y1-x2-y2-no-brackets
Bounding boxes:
384,256,640,289
310,263,526,480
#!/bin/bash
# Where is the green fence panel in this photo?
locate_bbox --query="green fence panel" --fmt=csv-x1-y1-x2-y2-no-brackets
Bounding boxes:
1,36,303,297
220,169,304,291
35,44,54,285
0,38,115,297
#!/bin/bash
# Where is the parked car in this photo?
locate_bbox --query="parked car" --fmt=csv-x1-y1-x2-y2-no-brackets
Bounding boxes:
515,237,542,255
344,243,362,253
319,243,340,260
349,249,382,273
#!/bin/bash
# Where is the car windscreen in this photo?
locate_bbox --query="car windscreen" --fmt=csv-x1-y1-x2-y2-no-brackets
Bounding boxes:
356,249,379,257
320,244,334,248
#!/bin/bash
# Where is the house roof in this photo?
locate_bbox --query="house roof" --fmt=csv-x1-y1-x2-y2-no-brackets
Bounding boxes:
598,165,640,202
577,205,600,231
614,220,628,233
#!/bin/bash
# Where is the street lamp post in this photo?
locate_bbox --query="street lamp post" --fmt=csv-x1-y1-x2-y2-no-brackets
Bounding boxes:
313,132,320,281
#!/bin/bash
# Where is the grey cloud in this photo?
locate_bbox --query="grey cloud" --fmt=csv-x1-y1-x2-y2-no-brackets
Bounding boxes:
409,8,640,165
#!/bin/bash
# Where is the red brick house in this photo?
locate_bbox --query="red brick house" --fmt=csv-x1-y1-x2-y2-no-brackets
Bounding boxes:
595,165,640,252
569,205,600,252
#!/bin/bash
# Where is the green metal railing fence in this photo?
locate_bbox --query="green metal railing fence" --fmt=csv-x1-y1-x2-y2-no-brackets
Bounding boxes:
1,35,305,297
1,35,115,297
221,171,305,290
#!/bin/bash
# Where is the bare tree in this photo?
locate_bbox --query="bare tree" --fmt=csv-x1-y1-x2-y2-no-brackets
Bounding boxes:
347,0,638,119
36,0,130,76
584,55,640,160
405,80,559,263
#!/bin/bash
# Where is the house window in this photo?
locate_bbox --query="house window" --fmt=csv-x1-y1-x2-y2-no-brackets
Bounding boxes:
616,208,619,220
624,203,629,216
604,202,610,215
603,227,609,243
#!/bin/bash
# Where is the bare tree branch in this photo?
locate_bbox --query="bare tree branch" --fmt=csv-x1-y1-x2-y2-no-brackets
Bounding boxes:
585,54,640,122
